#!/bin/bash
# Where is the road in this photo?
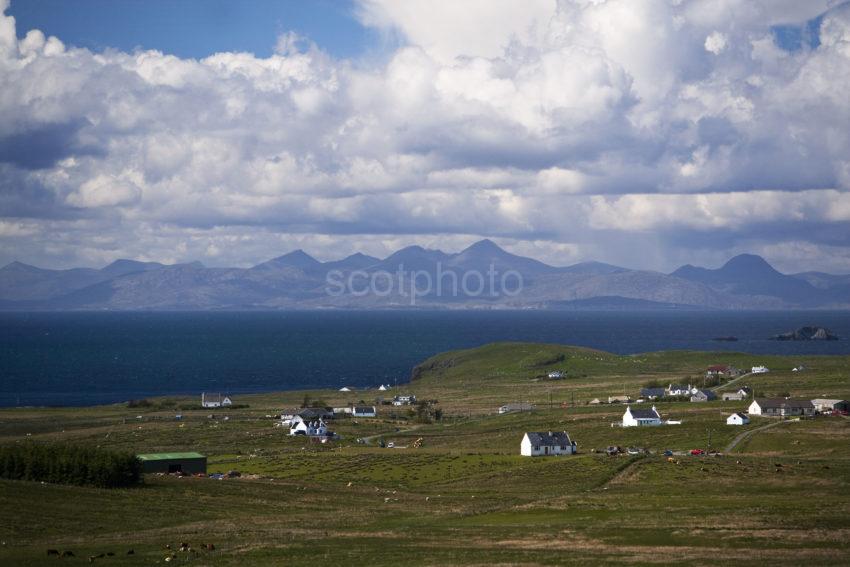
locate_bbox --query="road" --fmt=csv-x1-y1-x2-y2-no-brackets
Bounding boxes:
711,372,753,393
724,419,791,453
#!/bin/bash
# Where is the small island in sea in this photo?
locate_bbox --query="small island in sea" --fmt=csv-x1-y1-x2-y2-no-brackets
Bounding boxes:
771,326,840,341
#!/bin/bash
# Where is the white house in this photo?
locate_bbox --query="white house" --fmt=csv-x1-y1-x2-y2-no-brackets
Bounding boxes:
622,405,662,427
520,431,576,457
392,394,416,406
667,384,697,397
751,366,769,374
352,406,377,418
748,398,814,417
289,416,329,436
727,412,750,425
201,393,232,408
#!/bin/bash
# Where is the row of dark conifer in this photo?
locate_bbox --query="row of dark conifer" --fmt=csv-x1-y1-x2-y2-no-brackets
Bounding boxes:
0,443,142,488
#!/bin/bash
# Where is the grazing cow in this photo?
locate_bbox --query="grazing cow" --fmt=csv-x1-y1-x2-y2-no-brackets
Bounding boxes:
206,543,215,551
126,549,135,555
61,551,75,557
47,549,60,556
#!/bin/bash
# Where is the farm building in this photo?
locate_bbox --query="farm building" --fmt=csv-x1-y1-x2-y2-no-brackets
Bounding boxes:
137,452,207,475
547,371,565,379
499,402,535,414
520,431,576,457
392,395,416,406
201,393,232,408
811,399,850,413
722,388,752,401
608,395,632,404
622,406,662,427
751,366,769,374
352,406,377,417
748,398,814,417
727,413,750,425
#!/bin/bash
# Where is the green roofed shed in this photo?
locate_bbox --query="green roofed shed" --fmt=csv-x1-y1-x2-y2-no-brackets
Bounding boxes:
137,452,207,475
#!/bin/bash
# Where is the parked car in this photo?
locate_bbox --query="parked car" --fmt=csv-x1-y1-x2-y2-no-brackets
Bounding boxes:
627,447,641,455
663,449,673,457
690,449,705,456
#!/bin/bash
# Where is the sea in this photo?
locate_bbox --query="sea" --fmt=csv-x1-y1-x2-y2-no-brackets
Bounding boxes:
1,310,848,407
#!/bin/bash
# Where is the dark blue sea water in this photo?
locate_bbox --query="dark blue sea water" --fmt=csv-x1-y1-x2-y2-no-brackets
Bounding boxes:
1,310,848,407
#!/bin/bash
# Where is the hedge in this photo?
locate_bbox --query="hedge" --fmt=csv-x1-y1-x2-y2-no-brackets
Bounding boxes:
0,443,142,488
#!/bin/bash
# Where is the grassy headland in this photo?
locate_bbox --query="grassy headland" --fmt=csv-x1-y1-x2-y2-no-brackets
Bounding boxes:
0,342,848,565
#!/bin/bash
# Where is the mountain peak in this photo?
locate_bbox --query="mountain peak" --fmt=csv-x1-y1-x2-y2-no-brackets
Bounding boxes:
254,249,321,271
1,261,39,272
101,259,164,275
721,254,776,273
462,239,504,254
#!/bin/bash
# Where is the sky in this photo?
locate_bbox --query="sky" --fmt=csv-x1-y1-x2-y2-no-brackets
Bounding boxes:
1,0,850,274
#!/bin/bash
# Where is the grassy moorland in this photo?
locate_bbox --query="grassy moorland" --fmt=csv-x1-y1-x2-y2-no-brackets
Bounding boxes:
0,342,849,565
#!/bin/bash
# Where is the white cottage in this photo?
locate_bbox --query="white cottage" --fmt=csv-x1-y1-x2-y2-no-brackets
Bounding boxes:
520,431,576,457
352,406,377,418
289,416,329,437
748,398,814,417
201,393,232,408
727,412,750,425
622,405,662,427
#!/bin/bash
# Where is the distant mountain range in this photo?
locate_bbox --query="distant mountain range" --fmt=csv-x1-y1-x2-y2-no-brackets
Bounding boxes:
1,240,848,310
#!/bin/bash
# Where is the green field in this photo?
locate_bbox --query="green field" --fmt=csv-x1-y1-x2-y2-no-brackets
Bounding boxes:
1,342,849,565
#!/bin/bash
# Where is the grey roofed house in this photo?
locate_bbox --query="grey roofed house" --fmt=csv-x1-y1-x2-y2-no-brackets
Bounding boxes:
757,398,814,410
629,408,661,419
525,431,573,446
298,408,334,420
640,387,666,399
691,389,717,402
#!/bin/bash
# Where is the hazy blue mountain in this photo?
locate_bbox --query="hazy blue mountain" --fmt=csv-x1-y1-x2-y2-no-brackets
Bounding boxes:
558,261,627,276
100,259,166,277
371,245,452,273
446,239,556,276
323,253,381,271
1,245,847,310
0,262,107,301
671,254,822,305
